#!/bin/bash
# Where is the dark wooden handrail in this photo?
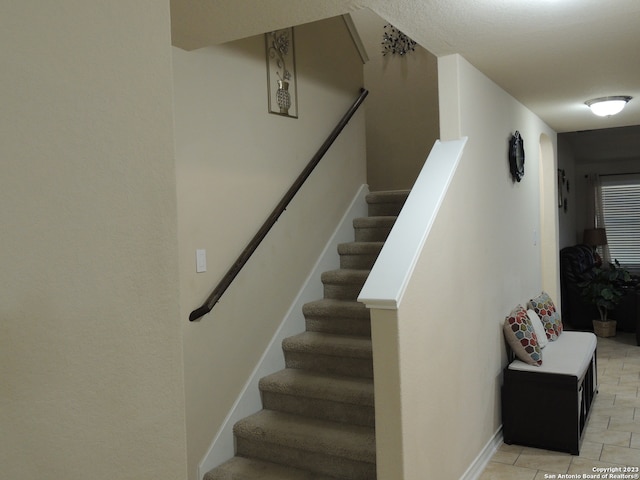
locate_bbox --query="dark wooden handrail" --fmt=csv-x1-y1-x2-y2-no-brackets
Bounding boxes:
190,88,369,321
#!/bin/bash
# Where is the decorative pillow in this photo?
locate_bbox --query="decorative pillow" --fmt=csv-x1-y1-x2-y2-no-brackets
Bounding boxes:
527,309,549,349
528,291,563,341
503,304,542,366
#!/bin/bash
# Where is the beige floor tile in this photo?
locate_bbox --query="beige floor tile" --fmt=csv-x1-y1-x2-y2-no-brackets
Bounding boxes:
599,375,621,385
491,448,520,465
478,461,536,480
623,364,640,374
603,359,626,370
600,444,640,465
595,392,617,407
514,450,571,473
615,395,640,408
578,440,604,461
609,417,640,434
568,456,630,474
599,384,639,396
584,428,631,447
586,420,611,435
632,433,640,449
602,368,626,376
591,404,636,419
588,413,613,427
620,373,640,384
533,470,557,480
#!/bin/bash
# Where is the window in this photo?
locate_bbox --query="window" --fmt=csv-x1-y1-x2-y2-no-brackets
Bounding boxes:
601,174,640,274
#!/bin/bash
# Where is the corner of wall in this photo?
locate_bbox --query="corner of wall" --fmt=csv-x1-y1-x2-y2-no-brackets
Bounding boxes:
437,54,462,142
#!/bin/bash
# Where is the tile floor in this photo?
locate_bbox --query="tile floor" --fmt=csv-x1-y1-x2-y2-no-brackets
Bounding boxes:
480,332,640,479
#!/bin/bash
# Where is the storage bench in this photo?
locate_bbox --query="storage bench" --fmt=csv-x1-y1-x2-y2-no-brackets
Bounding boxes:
502,331,598,454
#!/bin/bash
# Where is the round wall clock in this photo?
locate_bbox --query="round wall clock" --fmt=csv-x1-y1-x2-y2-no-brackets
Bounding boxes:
509,131,525,182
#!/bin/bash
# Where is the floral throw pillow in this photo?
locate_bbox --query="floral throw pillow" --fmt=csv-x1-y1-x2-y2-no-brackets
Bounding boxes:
528,291,563,341
503,304,542,366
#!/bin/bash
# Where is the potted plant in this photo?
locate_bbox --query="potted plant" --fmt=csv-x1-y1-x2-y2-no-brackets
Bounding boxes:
579,260,632,337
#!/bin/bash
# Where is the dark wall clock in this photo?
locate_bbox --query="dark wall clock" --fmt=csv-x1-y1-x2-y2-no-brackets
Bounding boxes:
509,131,525,182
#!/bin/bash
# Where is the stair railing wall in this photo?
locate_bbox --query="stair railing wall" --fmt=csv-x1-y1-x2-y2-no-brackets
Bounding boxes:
357,137,467,479
358,137,468,309
190,88,369,321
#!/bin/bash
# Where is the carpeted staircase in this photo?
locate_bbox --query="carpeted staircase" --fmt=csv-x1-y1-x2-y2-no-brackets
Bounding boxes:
204,190,409,480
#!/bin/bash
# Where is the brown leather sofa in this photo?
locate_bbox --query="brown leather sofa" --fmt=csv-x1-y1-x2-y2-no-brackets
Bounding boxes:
559,244,640,344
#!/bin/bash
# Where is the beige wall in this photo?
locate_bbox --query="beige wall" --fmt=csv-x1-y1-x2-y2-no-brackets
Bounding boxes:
371,54,558,478
351,8,440,191
173,17,367,479
0,2,187,479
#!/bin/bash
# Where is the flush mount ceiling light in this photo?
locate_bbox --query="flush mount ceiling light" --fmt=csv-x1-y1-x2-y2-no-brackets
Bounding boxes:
585,96,632,117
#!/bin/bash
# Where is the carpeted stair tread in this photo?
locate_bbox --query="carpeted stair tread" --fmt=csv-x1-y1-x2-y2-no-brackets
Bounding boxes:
321,268,371,284
282,331,372,358
205,190,411,478
321,269,370,301
365,189,410,204
337,242,384,270
303,298,370,319
303,299,371,336
260,369,375,426
352,216,397,228
282,332,373,377
204,456,339,480
234,410,376,464
366,190,410,216
260,369,374,406
337,241,384,254
353,217,397,242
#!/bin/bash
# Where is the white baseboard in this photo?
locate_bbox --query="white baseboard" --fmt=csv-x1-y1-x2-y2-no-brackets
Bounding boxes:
459,427,503,480
198,184,370,479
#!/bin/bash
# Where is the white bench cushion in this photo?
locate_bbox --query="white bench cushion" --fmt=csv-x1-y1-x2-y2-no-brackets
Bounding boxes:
508,331,597,377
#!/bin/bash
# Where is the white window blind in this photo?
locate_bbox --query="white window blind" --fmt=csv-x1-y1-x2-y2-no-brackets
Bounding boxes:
601,174,640,274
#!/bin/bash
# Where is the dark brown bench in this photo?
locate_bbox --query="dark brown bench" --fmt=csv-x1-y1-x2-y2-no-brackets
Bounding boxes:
502,331,598,455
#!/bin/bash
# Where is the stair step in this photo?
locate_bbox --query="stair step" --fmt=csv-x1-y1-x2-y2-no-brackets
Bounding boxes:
234,410,376,479
204,456,340,480
205,191,419,478
303,299,371,336
353,216,397,242
338,241,384,269
282,331,373,378
321,269,370,301
366,189,410,216
260,369,374,427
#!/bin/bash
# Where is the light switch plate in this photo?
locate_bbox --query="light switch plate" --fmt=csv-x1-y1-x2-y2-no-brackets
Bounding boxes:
196,249,207,273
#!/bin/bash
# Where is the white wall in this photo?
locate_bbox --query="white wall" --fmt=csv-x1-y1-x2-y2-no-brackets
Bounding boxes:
0,2,187,479
172,17,367,479
369,54,558,479
350,8,440,191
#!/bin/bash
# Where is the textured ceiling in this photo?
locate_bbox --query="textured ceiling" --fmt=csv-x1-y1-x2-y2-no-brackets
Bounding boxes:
171,0,640,133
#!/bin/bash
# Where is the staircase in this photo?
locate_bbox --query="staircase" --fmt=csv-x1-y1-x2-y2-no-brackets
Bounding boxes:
204,190,409,480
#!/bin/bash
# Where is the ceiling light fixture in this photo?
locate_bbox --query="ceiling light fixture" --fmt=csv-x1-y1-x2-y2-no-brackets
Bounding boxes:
585,96,632,117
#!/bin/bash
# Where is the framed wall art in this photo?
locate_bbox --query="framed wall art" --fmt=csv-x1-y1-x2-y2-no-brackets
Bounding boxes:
265,27,298,118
